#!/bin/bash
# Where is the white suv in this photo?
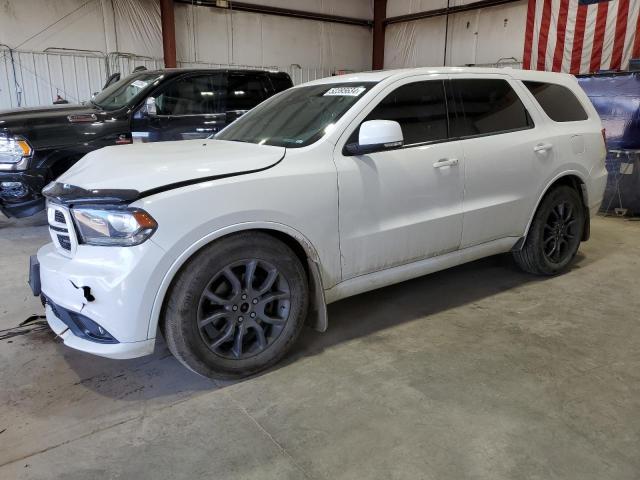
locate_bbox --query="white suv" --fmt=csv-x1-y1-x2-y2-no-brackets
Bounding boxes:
32,67,607,378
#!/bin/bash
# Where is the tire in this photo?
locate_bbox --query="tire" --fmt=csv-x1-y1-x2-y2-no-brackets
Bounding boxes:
162,232,308,379
513,185,585,276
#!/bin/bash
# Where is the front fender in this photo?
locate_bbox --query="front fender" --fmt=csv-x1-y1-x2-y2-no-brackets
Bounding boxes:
146,221,328,340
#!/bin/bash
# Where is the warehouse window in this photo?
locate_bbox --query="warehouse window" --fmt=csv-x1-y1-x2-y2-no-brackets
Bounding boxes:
361,81,448,145
448,79,533,138
523,81,589,122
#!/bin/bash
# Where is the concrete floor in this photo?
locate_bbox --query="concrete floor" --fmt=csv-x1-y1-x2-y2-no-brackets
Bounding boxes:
0,213,638,480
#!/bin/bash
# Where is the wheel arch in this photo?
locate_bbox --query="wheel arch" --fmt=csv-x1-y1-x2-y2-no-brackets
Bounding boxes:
149,222,328,340
516,171,590,250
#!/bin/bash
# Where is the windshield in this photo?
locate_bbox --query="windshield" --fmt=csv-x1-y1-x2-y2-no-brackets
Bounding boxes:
92,72,163,110
215,82,377,148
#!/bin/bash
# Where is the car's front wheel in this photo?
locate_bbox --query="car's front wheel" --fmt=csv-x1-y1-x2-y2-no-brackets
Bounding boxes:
162,232,308,379
513,185,585,276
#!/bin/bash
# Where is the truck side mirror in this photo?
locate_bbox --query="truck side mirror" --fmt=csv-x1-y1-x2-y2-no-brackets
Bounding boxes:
145,97,157,116
103,72,121,90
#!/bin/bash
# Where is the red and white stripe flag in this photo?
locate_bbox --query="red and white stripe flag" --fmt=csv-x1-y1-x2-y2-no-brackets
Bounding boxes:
523,0,640,74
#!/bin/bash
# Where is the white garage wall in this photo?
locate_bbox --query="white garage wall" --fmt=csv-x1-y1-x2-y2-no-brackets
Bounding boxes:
0,0,161,57
174,3,372,75
254,0,372,19
384,0,528,69
387,0,512,17
0,0,372,108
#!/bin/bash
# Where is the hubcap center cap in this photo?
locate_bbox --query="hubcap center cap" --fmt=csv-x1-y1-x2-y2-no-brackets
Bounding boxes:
240,302,250,313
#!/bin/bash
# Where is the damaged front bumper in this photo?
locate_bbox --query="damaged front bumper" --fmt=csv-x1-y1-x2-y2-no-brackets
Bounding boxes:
35,241,165,360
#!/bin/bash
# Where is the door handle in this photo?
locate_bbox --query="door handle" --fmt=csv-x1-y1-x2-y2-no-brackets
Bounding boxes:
533,142,553,153
433,158,459,168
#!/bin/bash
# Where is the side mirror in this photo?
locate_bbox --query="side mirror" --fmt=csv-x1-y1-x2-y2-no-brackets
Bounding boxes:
345,120,403,155
103,72,121,90
144,97,157,116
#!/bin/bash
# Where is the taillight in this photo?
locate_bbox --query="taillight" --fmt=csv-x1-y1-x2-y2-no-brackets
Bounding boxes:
600,128,607,165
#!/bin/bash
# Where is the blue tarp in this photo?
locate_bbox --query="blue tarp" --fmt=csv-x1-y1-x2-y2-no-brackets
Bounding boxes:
578,73,640,213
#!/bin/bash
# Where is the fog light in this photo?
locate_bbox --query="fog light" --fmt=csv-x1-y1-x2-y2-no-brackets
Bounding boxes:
0,181,28,198
73,313,117,343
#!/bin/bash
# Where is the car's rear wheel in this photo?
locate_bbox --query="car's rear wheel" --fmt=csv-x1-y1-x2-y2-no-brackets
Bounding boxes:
513,185,585,276
162,232,308,379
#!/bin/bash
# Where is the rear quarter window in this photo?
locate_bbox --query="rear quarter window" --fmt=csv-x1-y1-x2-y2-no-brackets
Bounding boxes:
523,81,589,122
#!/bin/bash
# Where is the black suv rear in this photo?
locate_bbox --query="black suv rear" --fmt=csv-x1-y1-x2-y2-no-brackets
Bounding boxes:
0,69,293,218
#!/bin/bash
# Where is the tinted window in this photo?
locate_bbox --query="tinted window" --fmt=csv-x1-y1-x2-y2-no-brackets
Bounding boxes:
227,73,269,112
155,74,225,115
216,82,376,148
524,81,588,122
92,72,163,110
359,81,448,145
448,79,532,137
269,73,293,93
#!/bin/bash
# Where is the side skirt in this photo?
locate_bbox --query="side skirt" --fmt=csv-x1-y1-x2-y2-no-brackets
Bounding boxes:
324,237,519,304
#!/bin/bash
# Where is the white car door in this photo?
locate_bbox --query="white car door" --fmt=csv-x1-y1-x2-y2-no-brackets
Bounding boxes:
334,76,465,279
446,75,550,248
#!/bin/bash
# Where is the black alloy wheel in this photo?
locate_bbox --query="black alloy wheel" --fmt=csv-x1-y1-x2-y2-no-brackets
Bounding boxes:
162,232,308,379
197,259,291,360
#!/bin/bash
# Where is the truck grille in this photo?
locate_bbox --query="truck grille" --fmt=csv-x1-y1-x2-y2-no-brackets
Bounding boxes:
47,204,77,257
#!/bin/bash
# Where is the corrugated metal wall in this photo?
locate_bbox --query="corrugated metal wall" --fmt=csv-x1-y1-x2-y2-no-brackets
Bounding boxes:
384,0,528,69
0,48,108,109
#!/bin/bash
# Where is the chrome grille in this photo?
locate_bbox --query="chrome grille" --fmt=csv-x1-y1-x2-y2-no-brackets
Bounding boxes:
47,204,77,257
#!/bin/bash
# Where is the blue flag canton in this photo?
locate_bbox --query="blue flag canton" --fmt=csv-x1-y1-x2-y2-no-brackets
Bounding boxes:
578,0,611,5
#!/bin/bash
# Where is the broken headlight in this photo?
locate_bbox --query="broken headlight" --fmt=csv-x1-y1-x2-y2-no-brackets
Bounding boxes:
71,206,157,246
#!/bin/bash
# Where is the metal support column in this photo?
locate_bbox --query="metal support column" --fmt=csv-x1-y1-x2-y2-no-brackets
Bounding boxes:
160,0,177,68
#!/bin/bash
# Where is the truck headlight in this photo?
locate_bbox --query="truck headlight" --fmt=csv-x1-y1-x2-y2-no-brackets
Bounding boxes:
0,133,32,170
71,206,157,246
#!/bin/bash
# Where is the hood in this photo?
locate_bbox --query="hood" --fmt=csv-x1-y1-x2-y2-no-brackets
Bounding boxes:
0,103,100,125
0,103,122,149
56,139,286,196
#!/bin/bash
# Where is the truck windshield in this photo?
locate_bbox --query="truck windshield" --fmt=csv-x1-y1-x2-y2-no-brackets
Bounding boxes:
92,72,163,110
215,82,376,148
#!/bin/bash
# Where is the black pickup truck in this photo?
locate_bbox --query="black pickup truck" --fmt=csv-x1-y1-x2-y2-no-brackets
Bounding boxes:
0,68,292,218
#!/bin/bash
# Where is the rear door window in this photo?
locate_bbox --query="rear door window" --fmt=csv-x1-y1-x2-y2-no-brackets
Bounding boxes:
355,80,448,146
227,73,270,113
523,81,588,122
448,79,533,138
269,73,293,93
155,74,225,116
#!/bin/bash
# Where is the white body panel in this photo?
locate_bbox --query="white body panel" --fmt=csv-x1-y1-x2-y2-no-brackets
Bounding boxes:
334,73,465,278
36,67,607,359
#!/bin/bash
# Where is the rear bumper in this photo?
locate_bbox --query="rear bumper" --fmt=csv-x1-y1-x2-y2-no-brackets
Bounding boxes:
588,164,608,215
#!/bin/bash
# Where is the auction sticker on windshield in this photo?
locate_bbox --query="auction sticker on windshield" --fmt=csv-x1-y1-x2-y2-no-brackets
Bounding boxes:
323,86,367,97
132,80,149,89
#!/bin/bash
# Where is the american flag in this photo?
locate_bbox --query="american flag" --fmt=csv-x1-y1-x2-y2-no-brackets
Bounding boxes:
523,0,640,74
